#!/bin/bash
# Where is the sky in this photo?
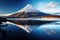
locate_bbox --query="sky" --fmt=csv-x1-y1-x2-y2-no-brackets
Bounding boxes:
0,0,60,15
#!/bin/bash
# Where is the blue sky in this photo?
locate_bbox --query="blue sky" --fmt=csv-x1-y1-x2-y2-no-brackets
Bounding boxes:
0,0,60,14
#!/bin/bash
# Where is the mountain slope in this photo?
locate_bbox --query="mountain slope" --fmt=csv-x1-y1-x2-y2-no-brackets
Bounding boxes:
8,4,51,18
6,4,60,33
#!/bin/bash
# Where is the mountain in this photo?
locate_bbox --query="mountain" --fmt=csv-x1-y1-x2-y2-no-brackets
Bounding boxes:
6,4,60,33
7,4,51,18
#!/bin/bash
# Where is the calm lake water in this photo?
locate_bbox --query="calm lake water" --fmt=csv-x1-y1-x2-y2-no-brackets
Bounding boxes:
0,19,60,40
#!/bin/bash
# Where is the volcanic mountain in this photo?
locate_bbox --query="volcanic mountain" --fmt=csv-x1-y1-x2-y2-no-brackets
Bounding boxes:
2,4,60,33
7,4,60,25
8,4,52,18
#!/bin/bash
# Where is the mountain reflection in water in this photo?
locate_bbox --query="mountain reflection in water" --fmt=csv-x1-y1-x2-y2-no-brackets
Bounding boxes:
0,20,60,40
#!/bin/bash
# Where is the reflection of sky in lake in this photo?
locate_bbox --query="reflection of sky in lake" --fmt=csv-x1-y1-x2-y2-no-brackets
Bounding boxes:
0,21,60,40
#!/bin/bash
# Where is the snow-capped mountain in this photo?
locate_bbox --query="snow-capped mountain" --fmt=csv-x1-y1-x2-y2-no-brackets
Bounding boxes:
6,4,60,33
17,4,39,12
8,4,51,18
7,4,52,33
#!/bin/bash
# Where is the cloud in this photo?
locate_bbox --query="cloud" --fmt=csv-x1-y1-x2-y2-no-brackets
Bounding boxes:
45,2,57,9
39,2,60,13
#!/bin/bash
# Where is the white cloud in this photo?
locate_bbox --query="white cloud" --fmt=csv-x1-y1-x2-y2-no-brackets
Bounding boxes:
45,2,56,9
39,2,60,13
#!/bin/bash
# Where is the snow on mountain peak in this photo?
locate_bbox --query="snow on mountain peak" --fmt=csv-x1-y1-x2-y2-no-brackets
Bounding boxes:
17,4,38,12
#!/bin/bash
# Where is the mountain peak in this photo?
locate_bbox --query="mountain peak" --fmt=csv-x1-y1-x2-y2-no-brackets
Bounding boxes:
17,4,33,12
25,4,32,8
17,4,39,13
